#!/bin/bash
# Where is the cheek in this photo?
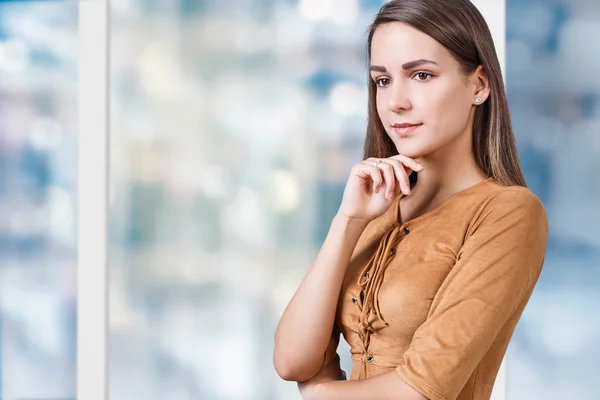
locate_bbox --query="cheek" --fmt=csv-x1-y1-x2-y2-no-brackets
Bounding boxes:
375,91,389,121
420,85,471,134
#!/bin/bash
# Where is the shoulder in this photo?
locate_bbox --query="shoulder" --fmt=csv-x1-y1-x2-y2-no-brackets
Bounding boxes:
457,182,549,275
469,182,549,237
485,182,546,213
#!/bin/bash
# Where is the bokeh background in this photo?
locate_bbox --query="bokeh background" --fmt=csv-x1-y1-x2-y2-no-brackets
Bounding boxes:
0,0,598,399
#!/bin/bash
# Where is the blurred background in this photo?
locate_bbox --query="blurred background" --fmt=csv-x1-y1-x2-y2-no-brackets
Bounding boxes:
0,0,78,398
0,0,598,399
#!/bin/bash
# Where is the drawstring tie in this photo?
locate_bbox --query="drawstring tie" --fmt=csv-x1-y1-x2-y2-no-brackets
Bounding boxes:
355,223,404,377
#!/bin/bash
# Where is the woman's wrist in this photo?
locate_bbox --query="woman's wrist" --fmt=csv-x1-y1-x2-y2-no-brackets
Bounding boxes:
332,212,371,231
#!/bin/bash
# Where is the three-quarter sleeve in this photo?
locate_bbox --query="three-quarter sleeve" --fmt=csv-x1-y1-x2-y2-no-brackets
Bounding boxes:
395,189,549,400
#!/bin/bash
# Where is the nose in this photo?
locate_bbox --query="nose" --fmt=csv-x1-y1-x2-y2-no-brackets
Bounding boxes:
387,82,412,113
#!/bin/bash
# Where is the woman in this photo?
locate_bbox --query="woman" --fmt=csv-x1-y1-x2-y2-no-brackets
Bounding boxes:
273,1,549,399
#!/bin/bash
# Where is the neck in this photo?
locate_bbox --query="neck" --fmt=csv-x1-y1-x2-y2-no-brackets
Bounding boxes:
407,127,487,201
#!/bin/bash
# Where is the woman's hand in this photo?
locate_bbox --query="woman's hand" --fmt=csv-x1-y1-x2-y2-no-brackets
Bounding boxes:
298,355,347,400
337,154,424,223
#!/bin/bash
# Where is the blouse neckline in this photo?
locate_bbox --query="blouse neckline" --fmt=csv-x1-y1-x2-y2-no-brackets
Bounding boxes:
393,176,496,228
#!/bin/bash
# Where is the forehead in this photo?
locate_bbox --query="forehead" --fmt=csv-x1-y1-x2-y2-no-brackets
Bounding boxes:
370,22,450,66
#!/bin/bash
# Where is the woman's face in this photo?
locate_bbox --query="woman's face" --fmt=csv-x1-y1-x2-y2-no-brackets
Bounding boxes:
369,22,484,159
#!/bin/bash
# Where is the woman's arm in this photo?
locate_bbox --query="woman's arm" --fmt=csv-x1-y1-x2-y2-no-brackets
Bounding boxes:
301,371,427,400
274,155,422,382
298,359,426,400
273,214,368,382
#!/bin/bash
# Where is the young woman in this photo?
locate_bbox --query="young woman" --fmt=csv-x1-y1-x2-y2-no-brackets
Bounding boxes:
273,1,549,399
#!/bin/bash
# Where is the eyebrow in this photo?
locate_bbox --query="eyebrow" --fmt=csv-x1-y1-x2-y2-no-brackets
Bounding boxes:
369,59,438,72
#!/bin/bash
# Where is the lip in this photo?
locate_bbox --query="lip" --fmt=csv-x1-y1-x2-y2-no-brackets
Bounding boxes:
392,123,422,137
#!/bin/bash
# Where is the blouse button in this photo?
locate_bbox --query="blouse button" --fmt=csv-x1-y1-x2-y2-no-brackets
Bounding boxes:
366,354,374,363
352,297,357,304
403,226,410,234
363,271,369,280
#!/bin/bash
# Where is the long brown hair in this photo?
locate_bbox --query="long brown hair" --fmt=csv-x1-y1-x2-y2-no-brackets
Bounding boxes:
363,0,527,187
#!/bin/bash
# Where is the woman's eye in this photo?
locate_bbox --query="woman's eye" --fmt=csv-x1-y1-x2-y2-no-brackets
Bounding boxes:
413,72,433,81
375,77,390,87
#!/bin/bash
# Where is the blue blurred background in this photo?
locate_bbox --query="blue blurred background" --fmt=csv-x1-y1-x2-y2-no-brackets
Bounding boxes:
0,0,598,399
0,1,78,398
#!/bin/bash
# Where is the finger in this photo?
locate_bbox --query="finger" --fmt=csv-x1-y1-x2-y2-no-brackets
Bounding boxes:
356,162,383,192
388,154,424,173
383,159,412,195
377,162,396,199
392,179,403,199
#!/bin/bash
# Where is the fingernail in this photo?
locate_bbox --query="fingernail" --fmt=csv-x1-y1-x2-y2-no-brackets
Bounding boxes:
404,185,411,193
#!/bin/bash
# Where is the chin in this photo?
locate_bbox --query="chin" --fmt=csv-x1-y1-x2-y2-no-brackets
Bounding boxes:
393,144,424,159
394,139,443,160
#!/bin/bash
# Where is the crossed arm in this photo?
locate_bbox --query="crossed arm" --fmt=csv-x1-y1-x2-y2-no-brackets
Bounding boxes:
297,356,427,400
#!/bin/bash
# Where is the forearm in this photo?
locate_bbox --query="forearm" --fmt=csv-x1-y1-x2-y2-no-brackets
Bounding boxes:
311,371,426,400
274,214,368,381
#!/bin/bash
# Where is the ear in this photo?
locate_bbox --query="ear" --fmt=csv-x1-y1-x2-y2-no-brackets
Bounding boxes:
471,65,490,105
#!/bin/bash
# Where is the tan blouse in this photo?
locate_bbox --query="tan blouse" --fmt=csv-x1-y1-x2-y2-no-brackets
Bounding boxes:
321,177,549,400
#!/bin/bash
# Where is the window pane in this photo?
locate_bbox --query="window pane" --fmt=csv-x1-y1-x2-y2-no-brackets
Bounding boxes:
109,2,388,399
0,1,78,398
506,0,600,398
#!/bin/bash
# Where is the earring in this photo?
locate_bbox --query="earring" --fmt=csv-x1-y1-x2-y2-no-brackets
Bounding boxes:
475,97,482,104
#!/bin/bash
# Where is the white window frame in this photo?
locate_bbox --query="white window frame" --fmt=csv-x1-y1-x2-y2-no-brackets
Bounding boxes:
78,0,108,399
75,1,506,399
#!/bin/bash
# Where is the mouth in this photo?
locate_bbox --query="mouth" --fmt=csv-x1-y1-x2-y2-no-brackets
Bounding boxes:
392,123,422,137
